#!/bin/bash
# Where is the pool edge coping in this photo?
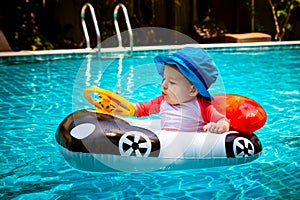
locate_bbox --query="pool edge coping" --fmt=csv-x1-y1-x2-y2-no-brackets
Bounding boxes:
1,41,300,57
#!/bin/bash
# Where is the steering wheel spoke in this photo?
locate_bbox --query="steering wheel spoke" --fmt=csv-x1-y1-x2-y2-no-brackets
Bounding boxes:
83,87,135,116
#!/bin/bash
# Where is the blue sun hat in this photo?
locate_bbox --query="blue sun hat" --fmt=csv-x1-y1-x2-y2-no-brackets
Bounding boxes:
154,47,218,100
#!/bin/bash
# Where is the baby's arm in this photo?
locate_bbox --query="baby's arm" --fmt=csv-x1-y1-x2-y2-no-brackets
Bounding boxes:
200,97,230,134
133,95,164,117
203,119,230,134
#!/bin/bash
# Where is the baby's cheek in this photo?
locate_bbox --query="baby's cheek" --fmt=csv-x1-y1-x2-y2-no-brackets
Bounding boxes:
170,88,181,98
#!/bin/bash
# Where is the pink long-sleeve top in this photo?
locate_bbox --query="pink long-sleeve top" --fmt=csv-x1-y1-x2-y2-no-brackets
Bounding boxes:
135,95,226,132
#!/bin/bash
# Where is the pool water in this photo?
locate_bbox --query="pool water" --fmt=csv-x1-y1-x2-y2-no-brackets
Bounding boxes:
1,45,299,199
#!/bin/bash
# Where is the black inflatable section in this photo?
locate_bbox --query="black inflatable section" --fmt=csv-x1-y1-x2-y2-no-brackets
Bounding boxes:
56,109,161,157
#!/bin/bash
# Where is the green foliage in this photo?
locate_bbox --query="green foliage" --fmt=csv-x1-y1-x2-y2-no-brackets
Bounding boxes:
244,0,300,40
286,23,293,31
270,0,300,40
277,10,288,17
14,0,53,50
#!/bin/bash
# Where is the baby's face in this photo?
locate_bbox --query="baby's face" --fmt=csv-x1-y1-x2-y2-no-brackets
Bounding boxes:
162,65,197,105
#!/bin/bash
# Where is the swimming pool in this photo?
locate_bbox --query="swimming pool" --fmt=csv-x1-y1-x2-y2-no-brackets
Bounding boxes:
1,42,299,199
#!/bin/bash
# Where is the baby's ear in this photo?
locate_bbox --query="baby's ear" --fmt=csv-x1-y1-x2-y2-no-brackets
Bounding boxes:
189,85,198,97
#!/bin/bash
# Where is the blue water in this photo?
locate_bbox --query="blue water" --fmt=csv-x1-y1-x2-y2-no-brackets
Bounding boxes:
0,45,299,199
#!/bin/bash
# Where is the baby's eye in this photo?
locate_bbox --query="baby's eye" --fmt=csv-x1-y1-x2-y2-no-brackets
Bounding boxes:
169,81,176,85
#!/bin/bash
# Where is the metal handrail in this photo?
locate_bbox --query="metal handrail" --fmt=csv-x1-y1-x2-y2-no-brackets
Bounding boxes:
81,3,101,53
113,3,133,54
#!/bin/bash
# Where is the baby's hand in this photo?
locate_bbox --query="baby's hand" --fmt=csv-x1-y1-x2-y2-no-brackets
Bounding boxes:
203,119,230,134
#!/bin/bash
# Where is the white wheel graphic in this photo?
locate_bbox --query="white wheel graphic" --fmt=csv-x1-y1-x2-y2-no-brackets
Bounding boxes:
233,137,255,158
119,131,152,157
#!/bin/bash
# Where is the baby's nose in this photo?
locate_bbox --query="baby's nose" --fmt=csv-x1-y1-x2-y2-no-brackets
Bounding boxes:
162,80,168,89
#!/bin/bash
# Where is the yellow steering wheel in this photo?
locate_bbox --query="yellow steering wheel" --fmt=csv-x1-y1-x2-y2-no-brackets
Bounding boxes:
83,87,135,116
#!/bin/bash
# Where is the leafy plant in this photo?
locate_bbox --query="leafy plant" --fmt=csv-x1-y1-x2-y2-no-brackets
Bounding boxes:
14,0,53,50
268,0,300,41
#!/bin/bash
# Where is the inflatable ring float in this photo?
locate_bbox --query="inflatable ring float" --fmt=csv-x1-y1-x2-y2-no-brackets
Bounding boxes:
56,88,266,172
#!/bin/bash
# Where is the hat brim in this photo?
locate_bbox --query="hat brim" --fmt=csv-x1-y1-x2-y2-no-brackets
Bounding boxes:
154,55,212,100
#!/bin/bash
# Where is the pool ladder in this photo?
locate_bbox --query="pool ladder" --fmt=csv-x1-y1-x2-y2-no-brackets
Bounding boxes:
81,3,101,53
81,3,133,56
114,3,134,54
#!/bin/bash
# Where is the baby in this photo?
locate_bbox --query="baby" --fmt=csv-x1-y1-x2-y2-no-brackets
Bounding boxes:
133,47,230,134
